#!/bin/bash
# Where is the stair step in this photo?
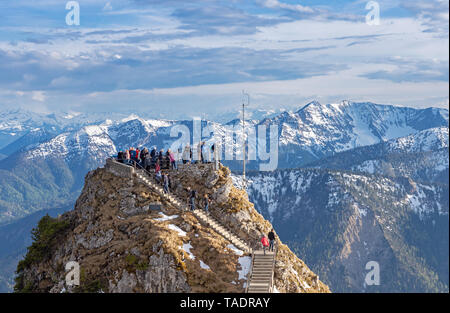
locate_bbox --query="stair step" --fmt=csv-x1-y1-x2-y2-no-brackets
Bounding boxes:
251,276,272,279
248,288,270,292
248,283,270,287
248,287,269,291
251,280,271,283
251,277,272,281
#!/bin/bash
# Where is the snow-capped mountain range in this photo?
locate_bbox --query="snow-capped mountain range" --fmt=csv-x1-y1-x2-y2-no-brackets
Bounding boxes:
264,100,448,166
1,101,448,169
308,126,449,183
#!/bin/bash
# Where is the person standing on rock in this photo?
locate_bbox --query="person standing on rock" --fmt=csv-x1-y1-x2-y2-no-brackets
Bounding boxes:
163,174,170,194
182,144,191,164
169,149,177,170
151,146,157,163
117,151,124,163
200,141,207,163
189,189,197,211
155,160,162,183
261,235,269,255
268,229,276,252
136,148,140,163
140,148,149,165
196,141,203,164
125,149,131,165
158,149,164,166
203,194,209,214
144,150,152,171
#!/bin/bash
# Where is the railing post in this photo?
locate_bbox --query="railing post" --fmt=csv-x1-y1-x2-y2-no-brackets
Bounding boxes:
245,250,255,293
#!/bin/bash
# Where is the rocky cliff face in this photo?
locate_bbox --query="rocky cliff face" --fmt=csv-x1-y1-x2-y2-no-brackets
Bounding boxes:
14,162,329,293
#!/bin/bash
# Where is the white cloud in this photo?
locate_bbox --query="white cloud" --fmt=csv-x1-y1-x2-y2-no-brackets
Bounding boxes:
103,2,113,11
0,1,447,117
31,91,46,102
262,0,314,13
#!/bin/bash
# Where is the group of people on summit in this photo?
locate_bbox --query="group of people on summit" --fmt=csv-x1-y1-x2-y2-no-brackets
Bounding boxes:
115,143,215,214
115,142,276,254
117,142,215,170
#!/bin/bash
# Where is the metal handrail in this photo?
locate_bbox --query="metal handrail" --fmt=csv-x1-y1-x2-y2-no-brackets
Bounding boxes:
245,250,256,293
205,209,251,253
269,244,278,293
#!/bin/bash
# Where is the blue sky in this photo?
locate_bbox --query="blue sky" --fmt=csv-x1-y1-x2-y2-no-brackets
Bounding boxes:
0,0,448,120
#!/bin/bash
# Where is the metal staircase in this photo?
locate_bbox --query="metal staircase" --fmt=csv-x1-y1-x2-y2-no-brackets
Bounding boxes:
133,167,251,253
246,248,277,293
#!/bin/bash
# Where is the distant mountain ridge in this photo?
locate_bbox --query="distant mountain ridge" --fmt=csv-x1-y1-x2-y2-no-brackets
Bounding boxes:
2,101,448,166
262,101,448,167
308,126,449,184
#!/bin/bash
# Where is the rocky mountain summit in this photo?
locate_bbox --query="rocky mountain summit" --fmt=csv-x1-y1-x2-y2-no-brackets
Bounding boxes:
14,161,329,293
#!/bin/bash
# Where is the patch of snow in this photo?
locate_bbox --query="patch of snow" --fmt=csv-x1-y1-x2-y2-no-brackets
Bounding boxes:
227,244,244,256
353,160,377,174
182,242,195,260
237,256,252,281
200,260,211,270
154,212,178,222
146,119,173,128
168,224,187,237
302,280,311,289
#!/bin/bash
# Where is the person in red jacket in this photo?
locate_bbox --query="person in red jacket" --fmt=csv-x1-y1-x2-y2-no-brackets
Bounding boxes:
261,235,269,255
